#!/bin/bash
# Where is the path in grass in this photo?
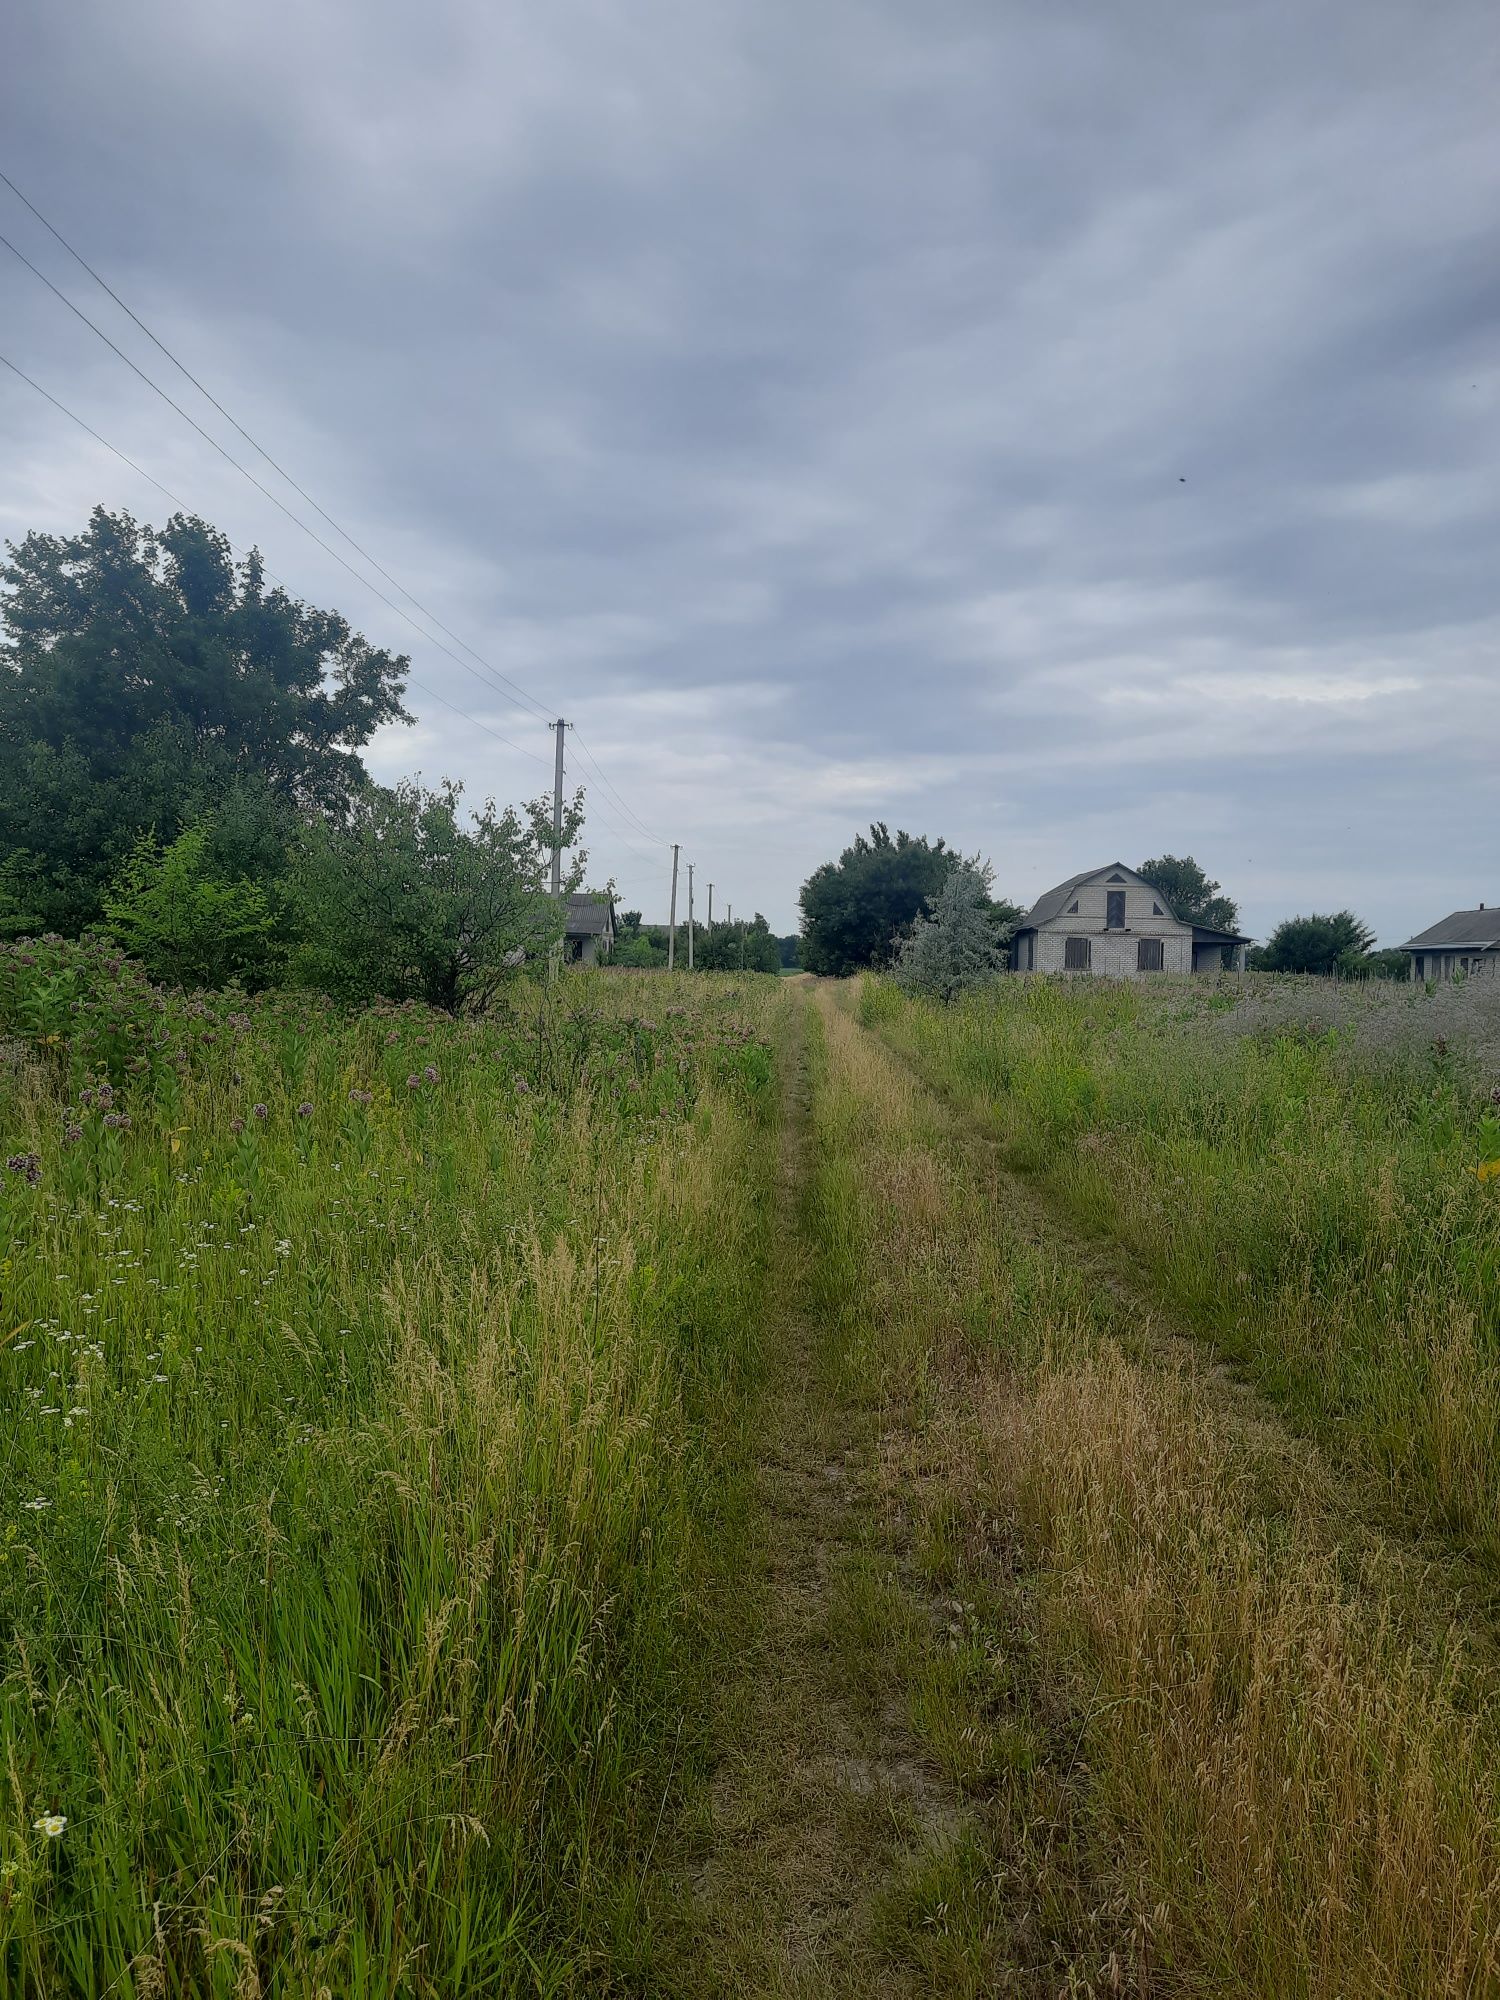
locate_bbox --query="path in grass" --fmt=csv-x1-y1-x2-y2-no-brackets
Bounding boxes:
660,995,968,1997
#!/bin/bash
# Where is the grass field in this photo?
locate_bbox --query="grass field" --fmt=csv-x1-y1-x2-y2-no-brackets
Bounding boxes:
5,951,1500,1996
0,951,783,1995
860,971,1500,1556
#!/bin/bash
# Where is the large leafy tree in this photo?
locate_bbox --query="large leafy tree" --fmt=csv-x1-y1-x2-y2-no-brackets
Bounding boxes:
799,825,956,976
1137,854,1240,931
1253,911,1375,975
0,507,410,933
286,778,585,1012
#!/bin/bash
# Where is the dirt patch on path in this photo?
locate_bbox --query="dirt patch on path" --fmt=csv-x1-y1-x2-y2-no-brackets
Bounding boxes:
659,996,967,1999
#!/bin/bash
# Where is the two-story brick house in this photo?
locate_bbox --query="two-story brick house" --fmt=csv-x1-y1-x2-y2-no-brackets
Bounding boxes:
1010,864,1250,977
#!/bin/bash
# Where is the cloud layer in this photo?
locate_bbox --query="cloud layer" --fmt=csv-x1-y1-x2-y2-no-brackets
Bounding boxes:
3,0,1496,937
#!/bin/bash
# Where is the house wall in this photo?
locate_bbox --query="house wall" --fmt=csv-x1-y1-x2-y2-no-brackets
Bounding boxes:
1411,949,1500,981
1034,926,1193,976
1032,876,1193,977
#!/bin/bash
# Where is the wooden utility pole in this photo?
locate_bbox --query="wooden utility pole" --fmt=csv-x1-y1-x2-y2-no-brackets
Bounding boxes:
687,862,695,970
548,719,569,898
667,843,680,970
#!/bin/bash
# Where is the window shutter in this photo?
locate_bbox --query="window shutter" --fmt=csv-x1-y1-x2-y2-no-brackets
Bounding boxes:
1138,938,1164,972
1065,936,1091,971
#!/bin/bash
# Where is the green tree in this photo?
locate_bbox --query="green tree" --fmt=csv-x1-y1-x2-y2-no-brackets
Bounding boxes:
893,858,1007,1003
799,825,956,976
696,915,778,973
1137,854,1240,931
0,507,410,932
101,821,277,989
1253,911,1375,975
287,778,585,1011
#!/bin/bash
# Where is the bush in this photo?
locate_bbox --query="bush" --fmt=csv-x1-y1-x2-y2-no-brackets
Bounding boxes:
101,823,277,989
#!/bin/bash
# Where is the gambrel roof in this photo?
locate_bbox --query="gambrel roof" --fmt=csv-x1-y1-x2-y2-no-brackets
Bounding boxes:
1018,863,1156,929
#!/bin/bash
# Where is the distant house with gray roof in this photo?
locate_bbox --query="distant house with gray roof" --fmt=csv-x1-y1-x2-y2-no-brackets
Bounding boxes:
1010,863,1250,977
1397,906,1500,982
563,894,616,966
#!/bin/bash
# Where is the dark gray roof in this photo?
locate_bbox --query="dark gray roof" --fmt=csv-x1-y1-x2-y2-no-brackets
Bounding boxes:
1191,922,1253,945
564,894,615,937
1397,908,1500,951
1018,863,1150,929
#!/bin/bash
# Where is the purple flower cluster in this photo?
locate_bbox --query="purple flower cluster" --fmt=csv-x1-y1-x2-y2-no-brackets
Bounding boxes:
5,1152,41,1185
102,1112,131,1131
349,1088,373,1107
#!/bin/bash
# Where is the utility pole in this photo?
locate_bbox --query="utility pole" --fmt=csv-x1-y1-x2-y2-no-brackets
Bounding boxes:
549,718,569,898
687,863,695,970
668,843,680,970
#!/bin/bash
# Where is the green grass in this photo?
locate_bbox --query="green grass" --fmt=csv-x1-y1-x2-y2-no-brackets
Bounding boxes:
859,972,1500,1559
0,962,786,1995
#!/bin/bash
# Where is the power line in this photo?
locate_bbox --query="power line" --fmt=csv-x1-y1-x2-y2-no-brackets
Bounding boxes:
0,227,551,757
0,346,548,768
569,729,672,847
0,177,695,885
0,167,556,729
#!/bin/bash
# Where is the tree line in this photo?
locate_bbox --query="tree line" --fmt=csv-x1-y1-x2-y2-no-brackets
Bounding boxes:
0,507,584,1008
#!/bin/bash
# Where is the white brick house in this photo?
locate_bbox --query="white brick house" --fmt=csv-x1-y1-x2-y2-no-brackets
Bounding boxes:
1010,864,1250,977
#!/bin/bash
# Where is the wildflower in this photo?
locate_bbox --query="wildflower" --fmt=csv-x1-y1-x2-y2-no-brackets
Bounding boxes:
6,1153,42,1185
514,1076,530,1094
348,1088,373,1106
229,1116,246,1135
62,1124,83,1145
96,1082,114,1107
20,1497,50,1511
104,1113,131,1131
32,1814,66,1839
385,1029,400,1045
406,1073,421,1089
295,1101,313,1118
423,1064,439,1084
252,1104,269,1122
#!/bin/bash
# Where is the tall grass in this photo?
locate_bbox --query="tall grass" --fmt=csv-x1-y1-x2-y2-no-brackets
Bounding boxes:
811,986,1500,1996
0,956,785,1995
860,973,1500,1558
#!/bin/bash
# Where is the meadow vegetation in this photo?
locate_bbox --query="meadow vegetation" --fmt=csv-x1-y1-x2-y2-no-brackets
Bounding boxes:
0,938,783,1995
860,971,1500,1558
807,981,1500,1996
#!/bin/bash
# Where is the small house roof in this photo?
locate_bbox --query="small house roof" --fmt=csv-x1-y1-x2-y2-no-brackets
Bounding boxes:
1190,922,1253,945
1396,908,1500,952
564,893,616,938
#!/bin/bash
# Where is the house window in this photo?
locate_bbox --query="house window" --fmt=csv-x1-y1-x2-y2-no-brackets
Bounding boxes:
1064,936,1091,972
1106,890,1125,930
1152,901,1164,915
1066,900,1079,913
1137,938,1164,972
1107,871,1126,882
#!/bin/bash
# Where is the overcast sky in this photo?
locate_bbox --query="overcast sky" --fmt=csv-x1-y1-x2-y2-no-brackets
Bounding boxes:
3,1,1496,939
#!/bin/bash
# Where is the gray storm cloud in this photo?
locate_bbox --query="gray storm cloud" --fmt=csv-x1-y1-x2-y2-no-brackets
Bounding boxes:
2,0,1496,935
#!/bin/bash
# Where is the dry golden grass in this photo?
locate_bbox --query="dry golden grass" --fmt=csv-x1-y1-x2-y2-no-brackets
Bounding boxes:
808,980,1500,1997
